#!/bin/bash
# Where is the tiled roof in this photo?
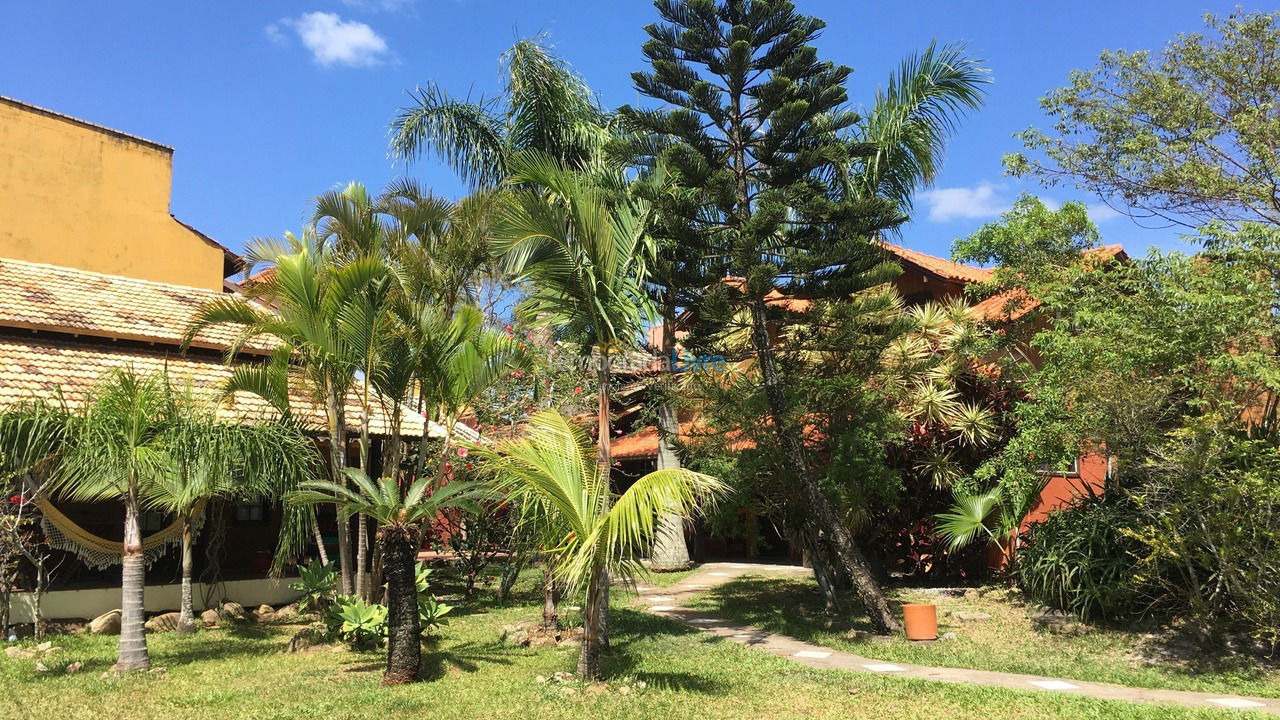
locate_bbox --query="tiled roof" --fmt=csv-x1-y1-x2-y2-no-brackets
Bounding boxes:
0,257,273,354
612,421,749,460
969,245,1128,322
878,242,993,283
0,332,441,438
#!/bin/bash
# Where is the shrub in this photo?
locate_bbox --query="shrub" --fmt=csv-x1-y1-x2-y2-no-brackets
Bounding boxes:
413,563,453,635
324,596,387,649
1016,491,1151,622
290,560,337,614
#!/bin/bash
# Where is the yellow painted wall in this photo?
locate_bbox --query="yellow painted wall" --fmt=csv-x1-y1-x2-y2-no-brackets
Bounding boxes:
0,98,227,290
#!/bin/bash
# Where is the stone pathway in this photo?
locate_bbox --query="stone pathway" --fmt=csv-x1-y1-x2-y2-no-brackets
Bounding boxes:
633,562,1280,715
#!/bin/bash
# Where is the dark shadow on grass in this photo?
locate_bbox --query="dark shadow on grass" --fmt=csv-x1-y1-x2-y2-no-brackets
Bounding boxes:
588,607,728,696
419,639,515,681
689,575,877,641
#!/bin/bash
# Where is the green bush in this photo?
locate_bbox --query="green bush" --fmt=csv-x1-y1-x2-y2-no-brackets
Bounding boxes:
1016,492,1151,622
324,595,387,649
290,560,337,614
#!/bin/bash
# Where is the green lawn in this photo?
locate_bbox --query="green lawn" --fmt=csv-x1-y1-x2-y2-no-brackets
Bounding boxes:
685,572,1280,699
0,570,1247,720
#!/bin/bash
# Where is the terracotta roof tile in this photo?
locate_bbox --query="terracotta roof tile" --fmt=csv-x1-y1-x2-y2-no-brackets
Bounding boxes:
0,333,440,438
878,242,993,283
0,258,273,353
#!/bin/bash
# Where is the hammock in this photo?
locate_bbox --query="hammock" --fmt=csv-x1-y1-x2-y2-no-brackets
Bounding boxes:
34,494,205,570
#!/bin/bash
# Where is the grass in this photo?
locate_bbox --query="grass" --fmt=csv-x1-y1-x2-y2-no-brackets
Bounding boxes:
685,572,1280,699
0,567,1248,720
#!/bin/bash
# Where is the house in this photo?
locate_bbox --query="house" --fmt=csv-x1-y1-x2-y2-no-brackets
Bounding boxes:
610,242,1117,560
0,97,446,623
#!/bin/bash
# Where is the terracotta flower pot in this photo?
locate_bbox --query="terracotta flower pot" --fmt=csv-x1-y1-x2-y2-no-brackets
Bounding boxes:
902,603,937,641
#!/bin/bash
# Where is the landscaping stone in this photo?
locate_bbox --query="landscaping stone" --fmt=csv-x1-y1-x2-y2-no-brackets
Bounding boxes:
963,588,979,601
199,609,220,627
499,619,585,648
220,602,247,621
64,661,82,674
5,646,34,659
287,626,329,653
275,603,300,621
1029,606,1089,635
940,631,958,641
88,609,121,635
144,612,182,633
253,604,277,623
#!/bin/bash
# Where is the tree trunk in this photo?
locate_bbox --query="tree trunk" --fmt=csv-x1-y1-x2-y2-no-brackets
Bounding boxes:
651,306,692,571
325,381,353,596
746,300,900,633
540,565,560,630
576,565,604,680
356,383,373,601
804,528,844,614
311,516,330,567
595,352,612,650
117,491,151,672
177,519,196,633
381,529,421,686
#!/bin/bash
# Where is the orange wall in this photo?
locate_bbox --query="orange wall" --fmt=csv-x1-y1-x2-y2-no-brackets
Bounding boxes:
1021,453,1108,530
0,98,227,290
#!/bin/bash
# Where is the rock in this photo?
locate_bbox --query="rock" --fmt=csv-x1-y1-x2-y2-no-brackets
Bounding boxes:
940,631,958,641
88,610,122,635
36,641,53,652
617,685,631,695
220,602,247,621
584,683,608,694
65,661,82,674
535,674,548,684
199,609,220,627
35,661,48,672
275,603,300,621
963,588,979,601
528,635,558,649
953,612,992,622
1029,606,1089,635
5,646,34,659
287,627,329,653
144,612,182,633
253,605,277,623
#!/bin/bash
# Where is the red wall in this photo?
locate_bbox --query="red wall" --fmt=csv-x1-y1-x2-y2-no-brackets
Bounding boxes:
1021,453,1108,530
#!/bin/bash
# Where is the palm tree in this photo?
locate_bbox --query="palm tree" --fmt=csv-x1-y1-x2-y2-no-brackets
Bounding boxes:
288,469,474,685
470,410,723,679
146,387,318,633
390,36,611,188
186,233,377,595
491,152,655,643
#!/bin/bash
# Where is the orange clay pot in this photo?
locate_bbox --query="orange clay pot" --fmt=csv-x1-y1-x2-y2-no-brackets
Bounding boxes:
902,603,938,641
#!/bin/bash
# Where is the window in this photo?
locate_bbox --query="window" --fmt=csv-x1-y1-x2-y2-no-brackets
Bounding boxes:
234,501,267,523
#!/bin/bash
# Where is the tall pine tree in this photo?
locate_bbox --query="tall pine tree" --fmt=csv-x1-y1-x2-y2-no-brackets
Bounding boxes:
621,0,904,632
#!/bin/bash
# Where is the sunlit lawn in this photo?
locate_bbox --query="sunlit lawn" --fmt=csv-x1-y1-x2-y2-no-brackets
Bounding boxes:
686,572,1280,699
0,568,1249,720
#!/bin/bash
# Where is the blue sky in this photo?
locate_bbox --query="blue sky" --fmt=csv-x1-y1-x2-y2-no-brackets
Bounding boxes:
1,0,1243,264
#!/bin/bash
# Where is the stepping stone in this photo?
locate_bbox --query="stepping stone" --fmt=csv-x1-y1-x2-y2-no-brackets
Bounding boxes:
732,633,762,639
1029,680,1079,691
646,596,675,602
635,586,654,592
1207,698,1266,709
688,618,717,624
709,572,730,576
650,606,675,611
862,663,906,673
794,650,831,659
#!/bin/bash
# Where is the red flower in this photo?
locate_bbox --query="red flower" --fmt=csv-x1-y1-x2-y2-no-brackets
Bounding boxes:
573,386,582,395
456,447,469,458
8,494,24,505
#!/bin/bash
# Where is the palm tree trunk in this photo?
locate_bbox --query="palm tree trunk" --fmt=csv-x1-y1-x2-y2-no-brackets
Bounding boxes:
117,490,151,672
746,300,899,633
325,380,354,596
356,381,373,600
540,565,559,631
177,519,196,633
594,352,612,650
381,529,421,685
312,516,330,566
576,565,604,680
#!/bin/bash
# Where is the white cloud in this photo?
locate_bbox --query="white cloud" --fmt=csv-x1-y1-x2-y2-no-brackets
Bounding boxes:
1086,203,1122,224
919,182,1010,222
272,12,389,68
341,0,417,11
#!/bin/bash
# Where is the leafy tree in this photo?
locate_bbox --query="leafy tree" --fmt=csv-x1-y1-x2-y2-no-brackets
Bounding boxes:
291,470,474,685
1006,10,1280,229
619,0,982,632
470,410,723,679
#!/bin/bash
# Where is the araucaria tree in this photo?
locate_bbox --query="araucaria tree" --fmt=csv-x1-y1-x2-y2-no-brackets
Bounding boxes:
622,0,913,632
